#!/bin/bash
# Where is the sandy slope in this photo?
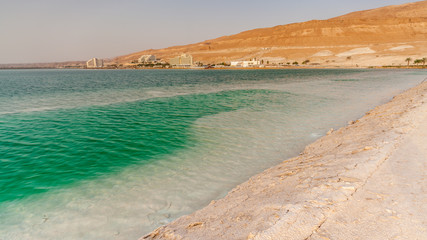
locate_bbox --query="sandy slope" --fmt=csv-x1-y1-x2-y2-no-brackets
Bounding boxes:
141,80,427,239
114,1,427,67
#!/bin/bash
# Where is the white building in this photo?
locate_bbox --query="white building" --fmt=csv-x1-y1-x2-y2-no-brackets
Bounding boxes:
230,59,260,67
138,55,156,63
170,54,193,67
86,58,104,68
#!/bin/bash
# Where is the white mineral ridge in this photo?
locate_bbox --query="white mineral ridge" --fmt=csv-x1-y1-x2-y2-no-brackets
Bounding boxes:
389,45,414,51
336,47,376,57
312,50,333,57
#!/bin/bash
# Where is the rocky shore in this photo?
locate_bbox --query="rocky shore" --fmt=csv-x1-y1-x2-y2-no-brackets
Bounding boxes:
141,80,427,240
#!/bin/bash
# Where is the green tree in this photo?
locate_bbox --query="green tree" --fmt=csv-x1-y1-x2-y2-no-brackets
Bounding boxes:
405,57,412,67
302,59,310,65
292,61,299,65
414,59,422,66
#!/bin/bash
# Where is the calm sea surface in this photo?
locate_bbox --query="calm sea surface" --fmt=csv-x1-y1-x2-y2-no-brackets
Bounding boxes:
0,69,426,239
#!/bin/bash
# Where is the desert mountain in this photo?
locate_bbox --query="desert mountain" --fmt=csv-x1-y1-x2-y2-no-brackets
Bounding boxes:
113,1,427,67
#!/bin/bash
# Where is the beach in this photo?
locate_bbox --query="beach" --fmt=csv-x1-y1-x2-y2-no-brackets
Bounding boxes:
142,80,427,239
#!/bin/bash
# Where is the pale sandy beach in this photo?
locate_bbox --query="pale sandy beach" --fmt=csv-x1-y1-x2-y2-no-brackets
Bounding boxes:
141,80,427,240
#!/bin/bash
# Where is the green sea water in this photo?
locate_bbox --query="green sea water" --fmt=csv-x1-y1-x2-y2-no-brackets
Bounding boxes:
0,69,426,239
0,88,291,202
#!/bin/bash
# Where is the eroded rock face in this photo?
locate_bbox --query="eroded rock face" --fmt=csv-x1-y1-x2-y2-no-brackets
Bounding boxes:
114,1,427,66
141,82,427,240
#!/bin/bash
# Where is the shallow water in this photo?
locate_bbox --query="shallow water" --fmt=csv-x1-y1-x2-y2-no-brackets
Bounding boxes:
0,69,425,239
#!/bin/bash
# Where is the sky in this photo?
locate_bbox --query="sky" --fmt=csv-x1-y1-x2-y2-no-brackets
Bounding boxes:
0,0,421,64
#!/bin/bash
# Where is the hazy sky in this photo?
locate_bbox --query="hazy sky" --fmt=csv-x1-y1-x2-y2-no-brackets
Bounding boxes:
0,0,420,64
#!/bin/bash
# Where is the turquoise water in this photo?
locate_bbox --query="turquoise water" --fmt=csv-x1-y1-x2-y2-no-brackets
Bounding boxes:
0,69,426,239
1,88,291,202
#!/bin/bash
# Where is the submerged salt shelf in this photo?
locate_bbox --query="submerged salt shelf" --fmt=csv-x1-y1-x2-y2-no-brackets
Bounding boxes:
0,69,425,239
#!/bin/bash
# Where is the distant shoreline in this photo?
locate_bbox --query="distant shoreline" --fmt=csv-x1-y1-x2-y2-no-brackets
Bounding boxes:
0,66,426,70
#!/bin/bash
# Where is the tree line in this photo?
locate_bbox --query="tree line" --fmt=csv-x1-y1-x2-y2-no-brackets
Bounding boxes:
405,57,426,67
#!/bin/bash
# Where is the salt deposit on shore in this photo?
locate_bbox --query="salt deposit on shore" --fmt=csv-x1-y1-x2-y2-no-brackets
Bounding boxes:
142,81,427,240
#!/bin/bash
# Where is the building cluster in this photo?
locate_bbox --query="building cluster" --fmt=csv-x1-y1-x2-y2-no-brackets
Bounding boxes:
85,54,275,69
170,54,193,67
230,59,261,68
134,54,194,68
86,58,104,68
138,55,156,63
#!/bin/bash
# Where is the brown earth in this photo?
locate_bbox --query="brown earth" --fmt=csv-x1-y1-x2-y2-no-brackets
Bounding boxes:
112,1,427,67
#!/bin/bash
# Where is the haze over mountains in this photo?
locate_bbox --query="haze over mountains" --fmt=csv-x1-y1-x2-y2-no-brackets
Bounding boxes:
114,0,427,67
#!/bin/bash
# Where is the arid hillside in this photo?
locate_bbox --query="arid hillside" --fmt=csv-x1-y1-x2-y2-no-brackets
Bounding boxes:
113,1,427,67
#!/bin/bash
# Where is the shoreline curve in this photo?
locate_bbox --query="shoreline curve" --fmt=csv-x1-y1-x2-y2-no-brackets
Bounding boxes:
141,80,427,240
